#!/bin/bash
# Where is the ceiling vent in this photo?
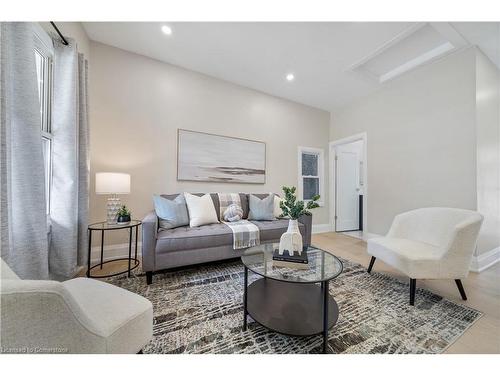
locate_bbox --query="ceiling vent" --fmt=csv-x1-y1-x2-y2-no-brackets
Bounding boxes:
349,23,469,83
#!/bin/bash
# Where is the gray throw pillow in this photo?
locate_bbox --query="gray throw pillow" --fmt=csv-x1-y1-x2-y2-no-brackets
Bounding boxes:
153,194,189,230
248,194,276,221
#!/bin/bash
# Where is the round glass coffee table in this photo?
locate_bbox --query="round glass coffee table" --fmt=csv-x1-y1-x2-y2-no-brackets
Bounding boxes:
241,243,343,353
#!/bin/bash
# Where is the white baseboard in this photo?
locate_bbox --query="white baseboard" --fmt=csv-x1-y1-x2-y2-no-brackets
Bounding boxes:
312,223,333,233
470,246,500,273
90,242,142,265
337,231,380,241
362,232,381,240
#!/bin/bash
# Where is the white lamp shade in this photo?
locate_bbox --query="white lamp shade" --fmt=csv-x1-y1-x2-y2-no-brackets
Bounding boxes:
95,173,131,194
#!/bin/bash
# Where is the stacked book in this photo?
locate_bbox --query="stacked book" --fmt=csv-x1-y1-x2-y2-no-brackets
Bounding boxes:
272,248,309,270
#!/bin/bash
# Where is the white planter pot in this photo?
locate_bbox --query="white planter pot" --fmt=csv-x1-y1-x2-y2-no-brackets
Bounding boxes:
278,219,303,256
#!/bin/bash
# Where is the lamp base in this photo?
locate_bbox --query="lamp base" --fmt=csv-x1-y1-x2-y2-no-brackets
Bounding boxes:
106,196,121,224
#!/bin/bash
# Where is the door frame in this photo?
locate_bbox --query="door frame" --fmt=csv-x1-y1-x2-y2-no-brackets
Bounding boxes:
329,132,368,233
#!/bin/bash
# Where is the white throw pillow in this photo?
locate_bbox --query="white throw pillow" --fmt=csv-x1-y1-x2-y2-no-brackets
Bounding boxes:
184,193,219,227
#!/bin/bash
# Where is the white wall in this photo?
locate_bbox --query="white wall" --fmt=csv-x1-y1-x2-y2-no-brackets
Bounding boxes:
89,42,331,244
330,48,478,237
475,50,500,256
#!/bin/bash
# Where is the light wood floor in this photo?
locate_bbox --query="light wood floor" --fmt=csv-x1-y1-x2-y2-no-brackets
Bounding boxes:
83,232,500,354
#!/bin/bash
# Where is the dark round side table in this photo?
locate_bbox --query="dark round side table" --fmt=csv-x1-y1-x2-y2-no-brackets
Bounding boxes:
87,220,141,278
241,243,343,354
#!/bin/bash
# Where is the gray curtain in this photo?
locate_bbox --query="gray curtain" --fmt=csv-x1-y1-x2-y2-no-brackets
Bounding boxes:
0,23,49,279
49,36,89,279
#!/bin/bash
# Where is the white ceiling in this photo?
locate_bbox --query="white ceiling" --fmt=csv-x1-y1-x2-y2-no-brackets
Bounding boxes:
82,22,499,112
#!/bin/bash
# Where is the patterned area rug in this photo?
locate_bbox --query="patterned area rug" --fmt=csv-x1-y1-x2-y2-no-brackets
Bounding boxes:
107,256,482,354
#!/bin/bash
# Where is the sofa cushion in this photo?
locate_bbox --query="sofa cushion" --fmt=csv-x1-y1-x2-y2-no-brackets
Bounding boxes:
250,219,305,242
248,194,276,221
156,220,303,253
184,193,219,227
153,194,189,230
246,193,280,218
156,223,233,253
162,193,221,220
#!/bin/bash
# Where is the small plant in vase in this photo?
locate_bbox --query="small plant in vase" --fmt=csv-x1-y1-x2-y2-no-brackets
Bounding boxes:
116,205,131,224
278,186,320,256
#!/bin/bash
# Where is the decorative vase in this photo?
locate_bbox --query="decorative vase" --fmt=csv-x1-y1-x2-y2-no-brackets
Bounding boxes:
278,219,303,256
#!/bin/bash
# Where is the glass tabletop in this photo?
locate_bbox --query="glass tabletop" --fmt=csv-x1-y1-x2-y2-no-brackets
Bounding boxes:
241,243,343,284
88,220,142,230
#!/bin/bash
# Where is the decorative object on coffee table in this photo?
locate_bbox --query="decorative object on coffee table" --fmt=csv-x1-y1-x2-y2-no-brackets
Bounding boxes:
242,244,343,353
272,247,309,269
95,172,131,224
117,205,132,224
278,186,320,256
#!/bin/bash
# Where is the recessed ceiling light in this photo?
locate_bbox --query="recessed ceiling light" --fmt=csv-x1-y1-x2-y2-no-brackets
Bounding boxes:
161,25,173,36
286,73,295,81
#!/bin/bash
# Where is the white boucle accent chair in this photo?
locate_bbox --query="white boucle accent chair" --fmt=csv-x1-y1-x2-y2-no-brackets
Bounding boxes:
0,258,153,353
366,207,483,306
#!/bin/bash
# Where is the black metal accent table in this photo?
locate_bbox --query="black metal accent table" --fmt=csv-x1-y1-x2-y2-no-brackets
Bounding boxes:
241,244,343,353
87,220,141,278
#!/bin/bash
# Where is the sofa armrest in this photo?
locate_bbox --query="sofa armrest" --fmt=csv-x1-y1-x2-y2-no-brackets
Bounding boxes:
141,211,158,272
298,214,312,248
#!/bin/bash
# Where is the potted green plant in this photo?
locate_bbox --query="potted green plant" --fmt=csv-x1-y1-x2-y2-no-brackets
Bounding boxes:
116,205,131,224
278,186,320,256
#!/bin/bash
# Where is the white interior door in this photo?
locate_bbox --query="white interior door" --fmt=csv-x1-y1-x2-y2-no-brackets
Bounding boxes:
335,146,360,231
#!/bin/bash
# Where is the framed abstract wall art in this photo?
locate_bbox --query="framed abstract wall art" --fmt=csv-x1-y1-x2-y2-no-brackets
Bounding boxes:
177,129,266,184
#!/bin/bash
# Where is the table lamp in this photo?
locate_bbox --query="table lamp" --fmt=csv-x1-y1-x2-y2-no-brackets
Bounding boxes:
96,172,131,224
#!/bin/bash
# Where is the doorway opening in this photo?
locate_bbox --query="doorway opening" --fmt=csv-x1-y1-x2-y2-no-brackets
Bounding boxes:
329,133,367,239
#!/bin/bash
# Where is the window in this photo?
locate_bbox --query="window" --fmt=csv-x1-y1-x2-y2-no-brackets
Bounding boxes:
298,147,324,206
34,28,54,214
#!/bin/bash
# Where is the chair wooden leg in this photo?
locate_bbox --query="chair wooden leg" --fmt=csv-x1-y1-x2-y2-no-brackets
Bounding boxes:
409,278,416,306
367,256,376,273
455,279,467,300
146,271,153,285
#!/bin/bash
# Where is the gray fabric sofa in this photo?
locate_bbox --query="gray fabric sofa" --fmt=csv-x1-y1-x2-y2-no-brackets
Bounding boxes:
141,193,312,284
